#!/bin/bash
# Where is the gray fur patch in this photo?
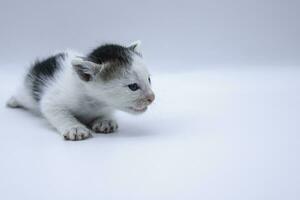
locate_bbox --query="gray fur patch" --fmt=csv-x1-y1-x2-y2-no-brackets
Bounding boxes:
88,44,134,81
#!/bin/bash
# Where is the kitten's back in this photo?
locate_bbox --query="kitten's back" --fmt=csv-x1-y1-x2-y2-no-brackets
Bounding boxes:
26,53,65,102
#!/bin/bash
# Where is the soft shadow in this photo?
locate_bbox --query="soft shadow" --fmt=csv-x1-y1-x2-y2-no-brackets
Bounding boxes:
4,105,158,140
93,122,158,139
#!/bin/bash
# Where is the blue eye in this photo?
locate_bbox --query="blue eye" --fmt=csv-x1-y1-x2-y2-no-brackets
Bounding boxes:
128,83,139,91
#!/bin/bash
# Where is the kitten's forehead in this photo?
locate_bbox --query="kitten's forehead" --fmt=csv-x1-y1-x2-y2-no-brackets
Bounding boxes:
88,43,148,82
86,43,150,83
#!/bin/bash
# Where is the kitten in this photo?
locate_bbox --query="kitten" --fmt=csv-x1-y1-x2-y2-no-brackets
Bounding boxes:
6,41,155,141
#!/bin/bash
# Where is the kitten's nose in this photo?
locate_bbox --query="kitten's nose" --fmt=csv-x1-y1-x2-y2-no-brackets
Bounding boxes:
146,93,155,104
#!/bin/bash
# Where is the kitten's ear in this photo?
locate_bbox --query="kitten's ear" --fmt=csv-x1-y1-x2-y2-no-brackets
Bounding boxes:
71,57,102,82
128,40,142,54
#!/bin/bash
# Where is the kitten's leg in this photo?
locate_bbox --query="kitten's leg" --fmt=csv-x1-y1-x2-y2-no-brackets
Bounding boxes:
41,104,92,141
6,84,39,112
91,116,118,134
6,96,22,108
6,85,30,109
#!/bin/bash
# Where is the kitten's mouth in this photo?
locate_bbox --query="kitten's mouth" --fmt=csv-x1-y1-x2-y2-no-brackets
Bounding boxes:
128,106,147,113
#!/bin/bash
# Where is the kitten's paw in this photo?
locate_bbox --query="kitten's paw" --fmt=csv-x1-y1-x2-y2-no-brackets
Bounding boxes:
63,127,92,141
92,119,118,134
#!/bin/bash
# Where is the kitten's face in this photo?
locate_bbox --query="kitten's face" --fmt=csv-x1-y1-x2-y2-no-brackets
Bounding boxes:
72,41,155,114
91,56,155,114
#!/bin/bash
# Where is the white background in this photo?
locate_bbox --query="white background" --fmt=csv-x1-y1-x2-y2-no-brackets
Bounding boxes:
1,0,300,67
0,0,299,200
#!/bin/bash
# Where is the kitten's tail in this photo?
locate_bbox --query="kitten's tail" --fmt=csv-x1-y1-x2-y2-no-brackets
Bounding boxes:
6,96,22,108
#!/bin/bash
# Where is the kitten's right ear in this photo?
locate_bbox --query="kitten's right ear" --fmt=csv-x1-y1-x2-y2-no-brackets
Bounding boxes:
128,40,142,54
71,57,101,82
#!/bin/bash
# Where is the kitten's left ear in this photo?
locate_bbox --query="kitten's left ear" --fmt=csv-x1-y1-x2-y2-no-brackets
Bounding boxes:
128,40,142,54
71,57,102,82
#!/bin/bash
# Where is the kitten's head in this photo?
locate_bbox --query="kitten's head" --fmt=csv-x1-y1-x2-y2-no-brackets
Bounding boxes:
71,41,155,114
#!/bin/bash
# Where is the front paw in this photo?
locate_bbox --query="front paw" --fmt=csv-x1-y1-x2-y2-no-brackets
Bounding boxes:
91,119,118,134
63,127,92,141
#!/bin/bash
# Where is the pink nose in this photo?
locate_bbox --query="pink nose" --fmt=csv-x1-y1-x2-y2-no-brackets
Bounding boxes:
146,93,155,104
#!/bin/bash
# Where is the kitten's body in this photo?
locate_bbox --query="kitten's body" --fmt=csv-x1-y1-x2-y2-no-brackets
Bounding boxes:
7,41,155,140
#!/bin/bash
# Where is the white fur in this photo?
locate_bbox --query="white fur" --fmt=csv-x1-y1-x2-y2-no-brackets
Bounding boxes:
8,48,154,141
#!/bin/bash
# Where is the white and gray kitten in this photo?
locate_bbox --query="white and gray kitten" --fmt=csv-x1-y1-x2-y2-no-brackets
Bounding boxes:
7,41,155,141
